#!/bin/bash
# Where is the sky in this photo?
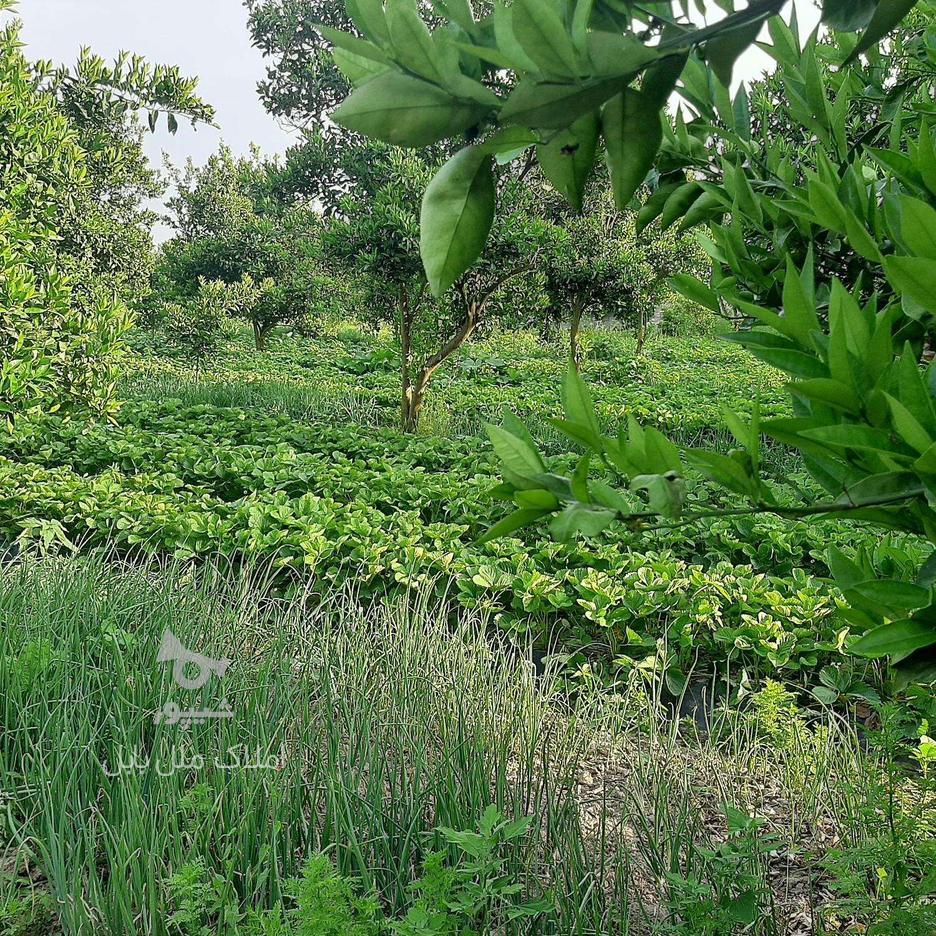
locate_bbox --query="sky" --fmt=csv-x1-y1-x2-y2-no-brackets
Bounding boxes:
11,0,822,234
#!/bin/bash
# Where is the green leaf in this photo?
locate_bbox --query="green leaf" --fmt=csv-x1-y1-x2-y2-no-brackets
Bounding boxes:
705,19,762,87
492,0,539,72
500,76,625,128
632,472,685,519
333,72,489,147
828,545,867,590
851,618,936,658
897,195,936,260
789,378,860,413
346,0,390,45
386,0,450,83
514,488,560,510
687,449,756,498
837,471,922,507
669,274,721,314
782,256,821,347
550,502,616,540
420,146,495,296
844,207,884,264
317,25,390,64
747,346,828,379
846,0,920,63
512,0,581,78
885,393,933,454
885,256,936,312
659,182,703,232
801,424,907,454
535,112,599,212
562,359,600,438
849,579,930,611
333,48,389,86
476,507,552,544
602,89,663,210
727,889,758,926
637,183,679,234
486,422,546,483
571,454,591,502
452,41,515,70
808,177,847,233
822,0,878,31
585,32,659,79
918,123,936,197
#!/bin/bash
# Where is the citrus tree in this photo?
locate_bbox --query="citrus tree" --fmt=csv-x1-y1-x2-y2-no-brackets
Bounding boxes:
322,144,552,429
322,0,933,682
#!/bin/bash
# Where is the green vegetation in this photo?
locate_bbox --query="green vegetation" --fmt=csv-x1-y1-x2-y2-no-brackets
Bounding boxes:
3,554,933,933
2,0,935,932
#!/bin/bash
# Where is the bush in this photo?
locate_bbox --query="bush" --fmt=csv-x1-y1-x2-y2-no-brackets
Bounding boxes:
0,16,129,424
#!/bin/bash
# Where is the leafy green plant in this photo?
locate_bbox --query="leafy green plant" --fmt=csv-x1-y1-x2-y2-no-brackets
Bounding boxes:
285,856,385,935
819,705,936,934
659,806,777,935
166,860,241,936
0,890,56,936
393,806,550,935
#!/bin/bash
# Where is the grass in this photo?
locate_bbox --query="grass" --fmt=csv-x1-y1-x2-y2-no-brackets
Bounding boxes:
0,551,910,934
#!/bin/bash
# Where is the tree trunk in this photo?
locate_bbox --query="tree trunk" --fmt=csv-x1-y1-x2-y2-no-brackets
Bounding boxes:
399,284,414,431
401,298,481,433
253,320,267,351
636,304,647,356
569,295,584,365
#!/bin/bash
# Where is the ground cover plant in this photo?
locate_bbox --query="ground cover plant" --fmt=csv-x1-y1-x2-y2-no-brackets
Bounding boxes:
4,326,910,692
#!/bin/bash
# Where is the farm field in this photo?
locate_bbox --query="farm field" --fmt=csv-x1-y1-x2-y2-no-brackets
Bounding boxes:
3,0,936,932
3,327,888,684
3,326,934,934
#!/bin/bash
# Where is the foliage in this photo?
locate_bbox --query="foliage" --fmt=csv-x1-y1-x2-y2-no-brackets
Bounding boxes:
0,13,130,424
443,8,936,685
159,146,325,348
659,806,776,935
393,806,549,934
160,279,238,366
322,0,901,293
245,0,353,131
6,327,930,698
34,43,214,308
322,144,554,429
540,184,706,355
819,705,936,935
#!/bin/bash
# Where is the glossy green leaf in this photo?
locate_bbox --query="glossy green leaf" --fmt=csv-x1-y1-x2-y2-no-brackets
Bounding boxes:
885,256,936,313
851,618,936,658
500,76,625,128
602,89,662,210
705,19,762,87
421,146,495,296
333,72,489,147
486,422,546,483
512,0,581,78
535,112,599,212
897,195,936,260
669,273,721,314
476,507,553,544
562,359,601,439
846,0,920,63
822,0,878,31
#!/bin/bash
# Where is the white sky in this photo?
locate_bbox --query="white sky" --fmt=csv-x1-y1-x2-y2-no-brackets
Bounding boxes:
10,0,822,232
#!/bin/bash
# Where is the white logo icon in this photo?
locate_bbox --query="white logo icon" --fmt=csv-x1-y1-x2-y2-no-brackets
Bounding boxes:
154,629,233,727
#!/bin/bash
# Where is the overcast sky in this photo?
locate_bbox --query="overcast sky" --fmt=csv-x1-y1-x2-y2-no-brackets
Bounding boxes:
12,0,822,232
